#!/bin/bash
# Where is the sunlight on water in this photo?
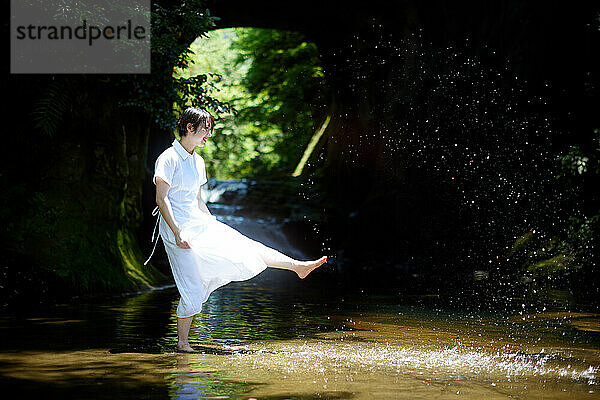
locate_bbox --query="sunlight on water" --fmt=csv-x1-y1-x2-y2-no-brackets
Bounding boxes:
225,318,598,390
237,340,598,384
166,317,599,399
0,285,599,399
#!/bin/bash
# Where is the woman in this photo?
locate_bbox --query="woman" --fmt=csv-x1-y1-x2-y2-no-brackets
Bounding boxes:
148,107,327,353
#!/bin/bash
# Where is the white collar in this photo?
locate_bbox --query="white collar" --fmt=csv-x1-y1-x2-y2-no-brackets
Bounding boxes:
173,139,194,160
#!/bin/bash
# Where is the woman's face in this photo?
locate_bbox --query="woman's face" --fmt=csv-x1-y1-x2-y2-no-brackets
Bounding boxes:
187,123,213,147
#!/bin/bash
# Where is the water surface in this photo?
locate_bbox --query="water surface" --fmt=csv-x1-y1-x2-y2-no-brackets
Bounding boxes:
1,180,598,399
0,280,598,399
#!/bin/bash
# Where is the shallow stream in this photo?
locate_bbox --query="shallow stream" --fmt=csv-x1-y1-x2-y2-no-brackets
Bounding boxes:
1,180,598,399
1,282,598,399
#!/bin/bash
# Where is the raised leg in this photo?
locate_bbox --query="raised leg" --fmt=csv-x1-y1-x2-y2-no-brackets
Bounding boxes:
247,238,327,279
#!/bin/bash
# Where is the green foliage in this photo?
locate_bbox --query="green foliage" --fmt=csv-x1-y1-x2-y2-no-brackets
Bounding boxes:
232,28,329,176
176,27,329,179
563,214,599,266
8,188,129,293
558,129,600,269
508,231,534,257
515,127,600,278
528,253,579,275
506,230,578,279
8,1,224,300
30,1,230,136
115,0,233,131
557,129,600,179
32,79,74,136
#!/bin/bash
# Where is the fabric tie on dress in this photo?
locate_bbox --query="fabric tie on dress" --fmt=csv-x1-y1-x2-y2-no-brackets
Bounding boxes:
143,206,161,266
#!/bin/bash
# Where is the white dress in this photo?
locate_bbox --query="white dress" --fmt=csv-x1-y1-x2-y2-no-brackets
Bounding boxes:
146,139,267,318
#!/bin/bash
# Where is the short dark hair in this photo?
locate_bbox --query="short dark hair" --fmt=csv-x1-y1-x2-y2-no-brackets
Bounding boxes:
177,107,215,137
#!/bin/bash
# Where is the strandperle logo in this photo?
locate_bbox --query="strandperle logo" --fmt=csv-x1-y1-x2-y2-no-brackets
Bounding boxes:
11,0,151,74
15,19,147,47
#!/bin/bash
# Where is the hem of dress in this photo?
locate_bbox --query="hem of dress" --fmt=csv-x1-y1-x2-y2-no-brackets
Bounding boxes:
176,309,202,318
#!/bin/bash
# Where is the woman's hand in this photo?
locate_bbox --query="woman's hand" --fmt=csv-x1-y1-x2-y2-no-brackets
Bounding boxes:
174,229,192,249
156,177,192,249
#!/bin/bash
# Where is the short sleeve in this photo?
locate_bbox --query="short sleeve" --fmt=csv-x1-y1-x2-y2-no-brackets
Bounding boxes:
196,156,208,186
153,154,176,186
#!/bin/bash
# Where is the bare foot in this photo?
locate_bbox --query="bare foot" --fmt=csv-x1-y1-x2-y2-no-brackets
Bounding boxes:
295,256,327,279
176,343,198,353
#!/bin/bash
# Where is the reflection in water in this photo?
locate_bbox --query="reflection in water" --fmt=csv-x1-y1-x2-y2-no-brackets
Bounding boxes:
0,283,598,399
171,354,248,400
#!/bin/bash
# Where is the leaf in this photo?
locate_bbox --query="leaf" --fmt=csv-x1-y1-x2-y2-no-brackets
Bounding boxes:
32,79,73,137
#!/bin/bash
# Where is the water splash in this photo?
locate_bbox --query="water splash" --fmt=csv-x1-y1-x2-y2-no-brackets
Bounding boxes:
231,328,599,387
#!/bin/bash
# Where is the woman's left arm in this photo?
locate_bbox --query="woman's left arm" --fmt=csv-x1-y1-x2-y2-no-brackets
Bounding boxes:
197,187,211,215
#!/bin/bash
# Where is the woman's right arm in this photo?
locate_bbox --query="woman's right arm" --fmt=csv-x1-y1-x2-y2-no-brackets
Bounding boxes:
155,177,191,249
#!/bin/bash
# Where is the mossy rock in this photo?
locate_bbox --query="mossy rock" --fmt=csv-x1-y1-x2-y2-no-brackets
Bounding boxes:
509,231,534,256
527,252,580,276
